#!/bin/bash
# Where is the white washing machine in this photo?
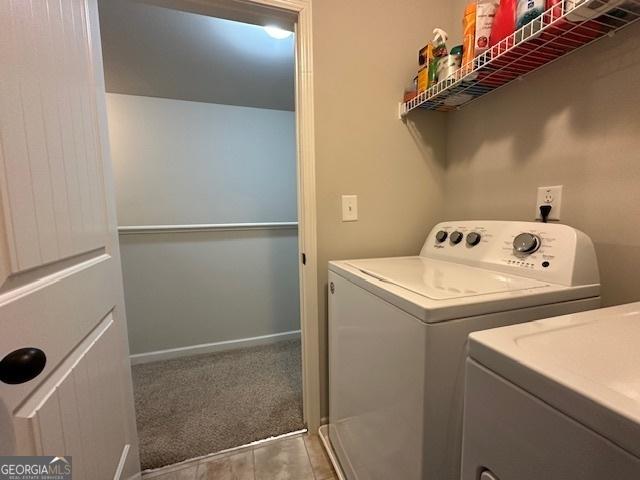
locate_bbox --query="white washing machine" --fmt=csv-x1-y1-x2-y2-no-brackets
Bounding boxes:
461,303,640,480
327,221,601,480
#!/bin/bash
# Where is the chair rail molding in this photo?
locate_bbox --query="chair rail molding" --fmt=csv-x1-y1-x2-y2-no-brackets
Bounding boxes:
117,222,298,235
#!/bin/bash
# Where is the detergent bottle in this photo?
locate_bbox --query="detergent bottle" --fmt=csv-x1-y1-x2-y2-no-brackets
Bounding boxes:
462,2,477,71
490,0,516,47
428,28,449,86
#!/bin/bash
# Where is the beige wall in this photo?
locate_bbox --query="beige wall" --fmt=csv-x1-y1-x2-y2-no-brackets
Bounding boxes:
313,3,640,419
444,22,640,308
312,0,452,418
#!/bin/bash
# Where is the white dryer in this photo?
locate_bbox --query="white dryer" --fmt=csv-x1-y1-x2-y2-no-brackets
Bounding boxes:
462,303,640,480
327,221,601,480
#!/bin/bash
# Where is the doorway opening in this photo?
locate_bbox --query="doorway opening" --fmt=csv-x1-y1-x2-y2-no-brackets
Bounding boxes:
98,0,311,470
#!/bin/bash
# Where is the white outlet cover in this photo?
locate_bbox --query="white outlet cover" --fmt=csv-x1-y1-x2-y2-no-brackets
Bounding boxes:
342,195,358,222
536,185,562,220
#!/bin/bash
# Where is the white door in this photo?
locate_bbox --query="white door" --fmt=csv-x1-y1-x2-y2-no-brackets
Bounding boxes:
0,1,140,479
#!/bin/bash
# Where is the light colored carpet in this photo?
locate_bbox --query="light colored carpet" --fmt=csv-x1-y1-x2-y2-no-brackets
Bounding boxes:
131,339,304,470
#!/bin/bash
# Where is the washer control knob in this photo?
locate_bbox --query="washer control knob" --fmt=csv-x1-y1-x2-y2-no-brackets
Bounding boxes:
513,233,541,254
435,230,448,243
450,231,464,245
466,232,482,246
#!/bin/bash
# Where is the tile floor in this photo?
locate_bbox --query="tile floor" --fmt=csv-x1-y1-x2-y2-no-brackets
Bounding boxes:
142,433,337,480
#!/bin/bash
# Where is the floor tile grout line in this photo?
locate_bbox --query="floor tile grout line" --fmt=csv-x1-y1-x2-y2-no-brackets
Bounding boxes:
193,458,201,479
251,447,257,480
301,435,319,480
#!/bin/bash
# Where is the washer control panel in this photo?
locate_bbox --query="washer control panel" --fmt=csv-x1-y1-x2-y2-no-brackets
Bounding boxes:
421,221,599,286
435,229,485,247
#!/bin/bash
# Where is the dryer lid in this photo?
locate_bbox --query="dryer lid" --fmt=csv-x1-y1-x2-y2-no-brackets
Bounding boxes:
469,303,640,459
346,257,548,300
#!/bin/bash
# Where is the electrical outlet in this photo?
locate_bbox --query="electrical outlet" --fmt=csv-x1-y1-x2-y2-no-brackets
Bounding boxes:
342,195,358,222
535,185,562,221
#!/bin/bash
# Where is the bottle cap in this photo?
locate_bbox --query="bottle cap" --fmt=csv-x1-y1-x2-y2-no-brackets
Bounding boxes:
432,28,448,45
464,1,477,16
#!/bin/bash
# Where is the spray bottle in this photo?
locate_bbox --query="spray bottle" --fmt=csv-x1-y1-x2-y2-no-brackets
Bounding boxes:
428,28,449,86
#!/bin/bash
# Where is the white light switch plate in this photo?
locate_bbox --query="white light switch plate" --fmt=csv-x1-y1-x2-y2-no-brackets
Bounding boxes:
342,195,358,222
535,185,562,221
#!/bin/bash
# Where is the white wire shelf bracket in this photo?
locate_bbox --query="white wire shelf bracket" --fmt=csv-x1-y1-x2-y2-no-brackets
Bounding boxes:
117,222,299,235
401,0,640,115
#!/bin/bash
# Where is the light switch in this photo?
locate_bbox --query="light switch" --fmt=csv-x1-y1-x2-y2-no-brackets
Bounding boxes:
342,195,358,222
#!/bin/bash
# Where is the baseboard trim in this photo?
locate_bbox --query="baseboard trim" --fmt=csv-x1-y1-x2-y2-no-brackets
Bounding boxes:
113,444,132,480
318,424,346,480
129,330,301,365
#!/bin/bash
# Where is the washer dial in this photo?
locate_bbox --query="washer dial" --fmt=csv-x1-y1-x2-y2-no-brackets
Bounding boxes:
450,231,464,245
466,232,482,246
513,233,541,254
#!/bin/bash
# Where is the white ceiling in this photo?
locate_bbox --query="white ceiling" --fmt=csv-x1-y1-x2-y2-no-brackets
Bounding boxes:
98,0,295,111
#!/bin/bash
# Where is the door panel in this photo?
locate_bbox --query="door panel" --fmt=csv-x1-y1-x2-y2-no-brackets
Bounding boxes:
14,315,128,479
0,0,108,274
0,254,115,410
0,0,140,478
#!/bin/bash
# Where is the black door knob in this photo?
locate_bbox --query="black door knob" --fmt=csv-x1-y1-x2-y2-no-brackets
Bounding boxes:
0,348,47,385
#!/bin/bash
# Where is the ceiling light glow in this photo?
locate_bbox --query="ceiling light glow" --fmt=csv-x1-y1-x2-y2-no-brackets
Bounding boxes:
264,26,293,39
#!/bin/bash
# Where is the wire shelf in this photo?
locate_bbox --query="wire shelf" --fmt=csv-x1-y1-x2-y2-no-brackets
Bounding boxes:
401,0,640,115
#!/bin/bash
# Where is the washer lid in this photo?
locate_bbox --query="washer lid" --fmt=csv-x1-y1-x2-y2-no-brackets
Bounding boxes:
346,257,548,300
469,303,640,459
329,257,598,323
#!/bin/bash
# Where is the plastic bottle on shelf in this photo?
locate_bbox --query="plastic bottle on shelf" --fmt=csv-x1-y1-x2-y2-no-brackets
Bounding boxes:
437,45,463,83
428,28,449,86
541,0,604,49
490,0,516,47
475,0,500,57
417,42,433,93
516,0,545,28
546,0,564,20
462,2,477,72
